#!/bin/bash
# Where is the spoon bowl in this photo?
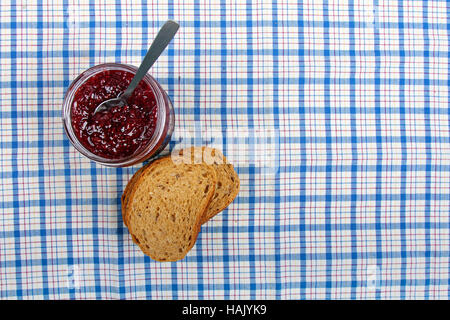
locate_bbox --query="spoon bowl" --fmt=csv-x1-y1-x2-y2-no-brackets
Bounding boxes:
95,96,125,113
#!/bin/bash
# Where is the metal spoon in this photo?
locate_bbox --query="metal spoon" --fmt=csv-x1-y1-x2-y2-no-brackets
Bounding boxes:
93,20,179,114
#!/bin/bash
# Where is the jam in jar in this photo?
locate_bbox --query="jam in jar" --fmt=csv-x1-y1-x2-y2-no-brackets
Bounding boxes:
63,63,174,167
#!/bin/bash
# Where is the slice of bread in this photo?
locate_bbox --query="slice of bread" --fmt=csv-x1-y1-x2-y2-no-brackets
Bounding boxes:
176,146,240,224
124,156,217,262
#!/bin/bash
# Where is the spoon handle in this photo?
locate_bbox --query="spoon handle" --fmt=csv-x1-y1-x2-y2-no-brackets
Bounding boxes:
122,20,179,100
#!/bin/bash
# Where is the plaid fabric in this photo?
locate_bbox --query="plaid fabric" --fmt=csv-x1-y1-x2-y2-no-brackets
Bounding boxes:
0,0,449,300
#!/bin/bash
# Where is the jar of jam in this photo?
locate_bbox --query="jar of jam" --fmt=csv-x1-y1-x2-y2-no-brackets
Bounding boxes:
62,63,174,167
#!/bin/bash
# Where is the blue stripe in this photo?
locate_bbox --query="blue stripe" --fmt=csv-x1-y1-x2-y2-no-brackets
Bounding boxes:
113,0,126,300
1,189,449,210
62,0,75,300
373,0,383,299
398,0,408,300
117,168,124,299
447,0,450,300
1,220,450,240
1,18,449,32
246,0,257,300
9,0,23,300
138,0,154,300
1,74,449,88
297,0,307,300
193,0,204,299
1,248,448,269
3,47,450,60
348,0,358,300
422,0,432,300
322,0,333,300
88,0,101,299
0,12,4,298
2,275,450,298
36,0,50,299
271,0,282,299
167,0,179,300
220,0,231,300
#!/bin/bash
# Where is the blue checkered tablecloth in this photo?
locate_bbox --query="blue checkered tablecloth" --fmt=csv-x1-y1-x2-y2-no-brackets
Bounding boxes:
0,0,449,300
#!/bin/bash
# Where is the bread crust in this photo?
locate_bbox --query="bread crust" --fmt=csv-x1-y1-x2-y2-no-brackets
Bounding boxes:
121,164,148,227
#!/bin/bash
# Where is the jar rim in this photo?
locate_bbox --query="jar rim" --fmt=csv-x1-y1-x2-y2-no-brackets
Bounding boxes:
62,63,168,167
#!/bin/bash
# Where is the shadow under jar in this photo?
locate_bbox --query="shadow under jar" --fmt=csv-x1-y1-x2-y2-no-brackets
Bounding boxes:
62,63,174,167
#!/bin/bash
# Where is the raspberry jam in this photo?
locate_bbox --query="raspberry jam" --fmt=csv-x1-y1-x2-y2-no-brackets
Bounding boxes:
70,70,158,159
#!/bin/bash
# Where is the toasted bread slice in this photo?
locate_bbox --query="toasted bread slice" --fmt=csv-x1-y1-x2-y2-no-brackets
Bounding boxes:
177,146,240,223
124,156,217,262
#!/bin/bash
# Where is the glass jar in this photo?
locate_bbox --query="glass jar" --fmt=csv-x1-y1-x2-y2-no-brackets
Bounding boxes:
62,63,174,167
